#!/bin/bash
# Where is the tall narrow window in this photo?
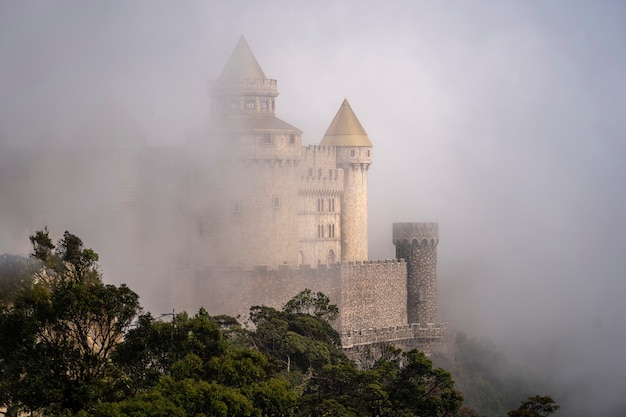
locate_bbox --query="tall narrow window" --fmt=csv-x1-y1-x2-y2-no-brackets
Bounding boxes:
327,249,335,265
350,149,356,158
272,195,281,209
328,198,335,212
232,200,241,214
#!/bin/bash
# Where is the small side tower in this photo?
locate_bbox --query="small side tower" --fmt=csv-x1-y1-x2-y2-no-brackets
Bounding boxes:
393,223,439,324
321,99,372,262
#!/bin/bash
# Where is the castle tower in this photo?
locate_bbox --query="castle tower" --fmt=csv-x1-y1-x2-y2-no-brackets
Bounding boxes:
393,223,439,324
320,99,372,262
207,36,303,267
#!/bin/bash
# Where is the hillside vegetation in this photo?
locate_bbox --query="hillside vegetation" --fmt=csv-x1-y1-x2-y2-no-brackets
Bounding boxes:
0,230,557,417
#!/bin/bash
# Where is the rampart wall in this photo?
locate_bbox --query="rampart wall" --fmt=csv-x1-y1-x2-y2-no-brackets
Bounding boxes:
189,259,409,332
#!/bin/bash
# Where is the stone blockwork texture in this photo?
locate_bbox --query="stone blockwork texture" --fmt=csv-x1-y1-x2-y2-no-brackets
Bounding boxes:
393,223,439,325
339,260,408,331
188,260,408,333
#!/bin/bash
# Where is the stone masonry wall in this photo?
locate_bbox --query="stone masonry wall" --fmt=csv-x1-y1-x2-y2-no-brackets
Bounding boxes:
188,259,408,333
339,260,408,331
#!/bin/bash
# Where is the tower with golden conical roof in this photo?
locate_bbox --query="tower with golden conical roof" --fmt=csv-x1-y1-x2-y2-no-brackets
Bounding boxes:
320,99,372,262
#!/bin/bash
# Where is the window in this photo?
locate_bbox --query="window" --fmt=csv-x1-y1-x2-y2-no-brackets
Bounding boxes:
318,168,322,178
327,249,335,265
272,195,281,209
262,134,272,144
350,149,356,158
367,149,371,157
317,197,324,212
261,100,268,110
328,224,333,238
317,224,325,238
246,100,255,110
290,134,296,144
329,169,333,178
308,168,313,177
232,200,241,213
328,198,335,212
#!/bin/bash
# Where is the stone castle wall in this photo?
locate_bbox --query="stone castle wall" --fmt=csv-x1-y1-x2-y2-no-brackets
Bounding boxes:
338,260,408,330
187,259,409,332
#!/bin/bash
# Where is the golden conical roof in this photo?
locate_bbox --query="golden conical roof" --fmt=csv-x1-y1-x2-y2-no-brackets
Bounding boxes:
219,36,267,80
320,99,372,147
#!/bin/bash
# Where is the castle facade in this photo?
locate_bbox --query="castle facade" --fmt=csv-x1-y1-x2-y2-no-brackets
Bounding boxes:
187,37,444,349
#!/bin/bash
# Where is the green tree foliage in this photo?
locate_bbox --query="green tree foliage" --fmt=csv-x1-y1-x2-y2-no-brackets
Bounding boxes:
0,229,141,416
507,395,559,417
2,232,477,417
0,253,39,305
282,288,339,321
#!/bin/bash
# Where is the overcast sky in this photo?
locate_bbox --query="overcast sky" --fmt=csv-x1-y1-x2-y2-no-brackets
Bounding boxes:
1,1,626,415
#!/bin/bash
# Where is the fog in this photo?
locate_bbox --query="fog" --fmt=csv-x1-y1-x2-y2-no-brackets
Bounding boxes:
1,1,626,415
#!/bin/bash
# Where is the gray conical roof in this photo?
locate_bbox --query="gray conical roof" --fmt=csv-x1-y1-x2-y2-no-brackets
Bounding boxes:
219,36,267,80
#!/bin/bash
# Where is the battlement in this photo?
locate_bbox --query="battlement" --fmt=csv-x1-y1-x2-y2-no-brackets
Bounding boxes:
393,222,439,246
340,259,406,266
210,78,278,95
341,322,446,348
303,145,337,153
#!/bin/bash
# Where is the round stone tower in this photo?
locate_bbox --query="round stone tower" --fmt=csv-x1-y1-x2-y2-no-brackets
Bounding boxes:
320,99,372,262
393,223,439,324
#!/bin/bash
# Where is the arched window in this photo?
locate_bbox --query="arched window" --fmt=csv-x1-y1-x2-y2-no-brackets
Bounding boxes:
327,249,336,266
298,251,304,266
350,149,356,158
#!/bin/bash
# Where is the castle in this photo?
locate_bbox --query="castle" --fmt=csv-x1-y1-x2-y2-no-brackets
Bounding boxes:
185,37,445,353
0,36,444,355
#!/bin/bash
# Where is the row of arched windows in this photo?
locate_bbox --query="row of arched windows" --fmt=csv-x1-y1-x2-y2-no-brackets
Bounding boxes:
317,224,336,238
317,197,336,212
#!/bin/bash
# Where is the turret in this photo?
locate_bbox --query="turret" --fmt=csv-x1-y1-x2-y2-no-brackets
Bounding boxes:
321,99,372,262
393,223,439,324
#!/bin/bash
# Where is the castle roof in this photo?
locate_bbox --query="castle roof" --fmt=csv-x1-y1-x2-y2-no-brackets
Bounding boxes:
219,115,302,133
219,36,267,80
320,99,372,147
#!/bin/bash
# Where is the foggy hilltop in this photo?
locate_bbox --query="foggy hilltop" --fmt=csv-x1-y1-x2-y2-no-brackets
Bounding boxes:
2,2,626,416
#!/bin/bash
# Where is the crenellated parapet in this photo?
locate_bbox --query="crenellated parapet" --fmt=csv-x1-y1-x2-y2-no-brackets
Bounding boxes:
210,78,278,96
393,222,439,247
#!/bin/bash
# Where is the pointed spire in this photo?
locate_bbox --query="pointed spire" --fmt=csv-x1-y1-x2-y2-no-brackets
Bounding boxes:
320,99,372,146
219,36,267,80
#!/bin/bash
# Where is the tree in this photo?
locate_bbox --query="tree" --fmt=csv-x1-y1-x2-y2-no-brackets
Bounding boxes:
507,395,559,417
283,288,339,321
0,229,142,415
389,350,463,417
0,253,39,306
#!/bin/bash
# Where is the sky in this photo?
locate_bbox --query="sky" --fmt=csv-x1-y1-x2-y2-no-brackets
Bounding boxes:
1,1,626,415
